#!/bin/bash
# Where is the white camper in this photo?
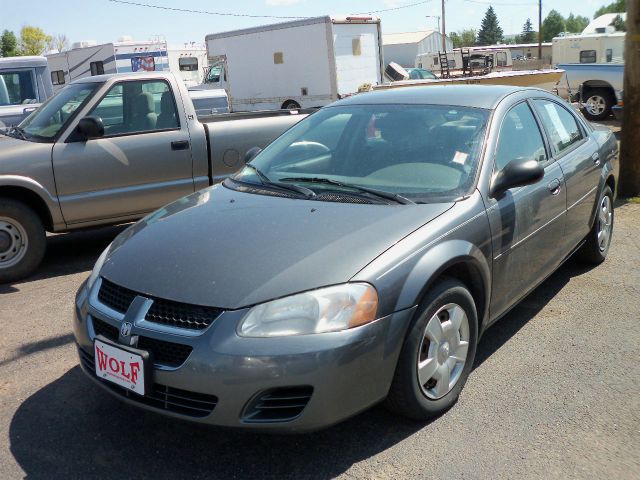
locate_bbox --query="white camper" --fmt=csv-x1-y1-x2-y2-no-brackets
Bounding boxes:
46,38,169,92
167,44,208,87
416,47,512,74
552,31,625,65
200,16,384,111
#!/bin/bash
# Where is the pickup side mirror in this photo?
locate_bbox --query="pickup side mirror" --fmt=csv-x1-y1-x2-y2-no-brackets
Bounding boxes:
76,116,104,141
490,159,544,198
244,146,262,163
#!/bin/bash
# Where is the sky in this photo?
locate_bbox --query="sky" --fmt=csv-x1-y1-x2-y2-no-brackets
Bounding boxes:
2,0,617,47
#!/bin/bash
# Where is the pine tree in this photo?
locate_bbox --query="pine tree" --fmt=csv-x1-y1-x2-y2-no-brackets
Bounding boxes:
477,7,504,46
520,18,535,43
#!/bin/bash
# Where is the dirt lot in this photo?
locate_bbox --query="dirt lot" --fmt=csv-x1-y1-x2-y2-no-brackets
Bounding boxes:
1,198,639,479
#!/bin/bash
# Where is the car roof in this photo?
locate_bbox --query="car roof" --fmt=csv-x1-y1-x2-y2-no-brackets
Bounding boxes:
335,85,528,110
72,72,174,84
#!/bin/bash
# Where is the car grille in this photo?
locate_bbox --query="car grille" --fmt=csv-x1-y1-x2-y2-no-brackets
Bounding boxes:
92,317,193,368
98,278,223,330
242,386,313,423
78,348,218,418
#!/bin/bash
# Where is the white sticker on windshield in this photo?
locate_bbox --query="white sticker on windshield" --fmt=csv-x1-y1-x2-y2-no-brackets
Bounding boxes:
544,103,571,144
452,151,468,165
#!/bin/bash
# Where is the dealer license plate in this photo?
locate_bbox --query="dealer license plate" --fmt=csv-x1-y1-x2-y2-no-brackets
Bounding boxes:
94,339,146,395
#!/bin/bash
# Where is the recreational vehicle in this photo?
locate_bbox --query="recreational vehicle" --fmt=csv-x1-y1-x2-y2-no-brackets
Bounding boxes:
46,38,169,92
552,31,625,65
199,16,384,111
168,44,208,87
416,47,512,75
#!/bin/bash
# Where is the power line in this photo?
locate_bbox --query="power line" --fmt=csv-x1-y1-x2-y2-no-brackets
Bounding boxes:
107,0,310,19
353,0,433,15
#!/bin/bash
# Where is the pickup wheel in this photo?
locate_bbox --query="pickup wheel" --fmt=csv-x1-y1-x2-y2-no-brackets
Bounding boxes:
0,199,46,283
384,277,478,420
581,88,614,121
578,185,614,264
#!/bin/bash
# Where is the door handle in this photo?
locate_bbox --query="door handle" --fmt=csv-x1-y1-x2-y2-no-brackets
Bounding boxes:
171,140,190,151
548,179,561,196
592,152,601,166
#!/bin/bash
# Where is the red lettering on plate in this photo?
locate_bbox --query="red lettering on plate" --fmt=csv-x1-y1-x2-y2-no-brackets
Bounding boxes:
109,357,119,373
130,362,141,385
96,346,108,370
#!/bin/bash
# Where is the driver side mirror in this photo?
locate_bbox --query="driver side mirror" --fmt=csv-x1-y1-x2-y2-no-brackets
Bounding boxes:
490,159,544,198
244,146,262,163
76,116,104,141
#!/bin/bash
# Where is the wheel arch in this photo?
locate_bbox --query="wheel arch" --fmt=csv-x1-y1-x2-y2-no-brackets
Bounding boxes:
581,81,615,95
0,183,56,231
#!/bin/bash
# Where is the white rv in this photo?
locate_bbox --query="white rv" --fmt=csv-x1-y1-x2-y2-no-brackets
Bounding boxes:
167,44,208,87
46,38,169,92
416,47,512,74
199,16,384,111
552,31,625,65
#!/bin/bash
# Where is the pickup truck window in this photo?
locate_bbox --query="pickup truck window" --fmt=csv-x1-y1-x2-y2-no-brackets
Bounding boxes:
20,82,98,141
532,100,583,154
88,80,179,136
0,70,37,106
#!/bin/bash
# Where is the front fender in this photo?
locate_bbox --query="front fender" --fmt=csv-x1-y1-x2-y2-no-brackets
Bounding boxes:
0,175,65,230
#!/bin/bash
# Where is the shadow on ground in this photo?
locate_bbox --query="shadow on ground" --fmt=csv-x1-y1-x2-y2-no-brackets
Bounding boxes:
0,225,127,294
9,258,594,479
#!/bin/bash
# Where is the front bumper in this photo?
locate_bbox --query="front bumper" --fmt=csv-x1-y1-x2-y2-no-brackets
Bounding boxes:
73,279,415,432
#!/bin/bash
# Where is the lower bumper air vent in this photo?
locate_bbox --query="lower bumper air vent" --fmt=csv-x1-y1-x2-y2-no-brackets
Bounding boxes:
242,386,313,423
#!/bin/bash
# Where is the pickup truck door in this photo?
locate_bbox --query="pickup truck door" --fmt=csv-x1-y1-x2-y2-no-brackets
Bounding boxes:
486,101,567,320
531,99,600,250
52,78,194,225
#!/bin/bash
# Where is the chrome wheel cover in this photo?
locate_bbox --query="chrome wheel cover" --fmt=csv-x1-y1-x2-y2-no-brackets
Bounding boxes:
597,194,613,252
417,303,470,400
585,95,606,116
0,216,28,269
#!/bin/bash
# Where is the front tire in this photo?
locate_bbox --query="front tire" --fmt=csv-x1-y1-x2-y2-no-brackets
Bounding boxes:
0,199,47,283
578,185,614,264
385,278,478,420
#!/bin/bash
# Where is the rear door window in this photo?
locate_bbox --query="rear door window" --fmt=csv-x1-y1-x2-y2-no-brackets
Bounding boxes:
532,100,583,155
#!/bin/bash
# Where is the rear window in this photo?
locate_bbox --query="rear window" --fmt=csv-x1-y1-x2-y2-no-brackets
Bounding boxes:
179,57,198,71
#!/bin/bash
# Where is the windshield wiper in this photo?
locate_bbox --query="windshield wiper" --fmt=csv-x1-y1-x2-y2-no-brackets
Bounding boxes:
279,177,415,205
240,164,317,199
4,126,28,140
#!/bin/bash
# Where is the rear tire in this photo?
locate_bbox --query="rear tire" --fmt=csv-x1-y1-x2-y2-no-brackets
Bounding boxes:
578,186,614,264
282,100,301,110
0,199,46,283
581,88,614,121
385,278,478,420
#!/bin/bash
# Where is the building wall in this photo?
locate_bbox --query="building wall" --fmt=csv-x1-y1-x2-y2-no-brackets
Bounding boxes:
383,32,453,67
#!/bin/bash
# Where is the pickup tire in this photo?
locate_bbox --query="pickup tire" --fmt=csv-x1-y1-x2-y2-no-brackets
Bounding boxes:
581,88,614,121
0,199,46,283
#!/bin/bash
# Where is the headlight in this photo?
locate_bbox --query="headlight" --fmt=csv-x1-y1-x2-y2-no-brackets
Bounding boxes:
86,244,111,291
238,283,378,337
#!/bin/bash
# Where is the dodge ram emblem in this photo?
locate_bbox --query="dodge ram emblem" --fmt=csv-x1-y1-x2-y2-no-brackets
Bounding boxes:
120,321,133,338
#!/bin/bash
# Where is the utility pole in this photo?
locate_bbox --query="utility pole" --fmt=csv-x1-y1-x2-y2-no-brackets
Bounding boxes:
442,0,447,52
538,0,542,69
618,0,640,197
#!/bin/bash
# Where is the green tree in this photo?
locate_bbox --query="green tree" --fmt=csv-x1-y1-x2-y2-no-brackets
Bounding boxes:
19,26,51,56
594,0,626,18
477,7,504,45
451,29,477,48
0,30,18,57
542,10,566,41
520,18,536,43
565,13,590,33
610,14,627,31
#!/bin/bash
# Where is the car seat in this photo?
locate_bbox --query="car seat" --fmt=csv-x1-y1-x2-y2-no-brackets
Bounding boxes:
129,92,157,132
156,91,178,129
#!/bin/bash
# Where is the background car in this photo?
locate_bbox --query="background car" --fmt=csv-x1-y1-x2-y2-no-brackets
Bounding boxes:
406,68,438,80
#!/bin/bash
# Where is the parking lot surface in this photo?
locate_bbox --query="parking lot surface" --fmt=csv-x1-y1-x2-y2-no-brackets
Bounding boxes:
1,201,639,479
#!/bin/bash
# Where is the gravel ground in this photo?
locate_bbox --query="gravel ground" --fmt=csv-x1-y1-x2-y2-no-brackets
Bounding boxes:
0,199,638,479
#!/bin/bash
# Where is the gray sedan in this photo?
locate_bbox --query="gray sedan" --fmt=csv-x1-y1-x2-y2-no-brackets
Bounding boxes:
73,85,617,432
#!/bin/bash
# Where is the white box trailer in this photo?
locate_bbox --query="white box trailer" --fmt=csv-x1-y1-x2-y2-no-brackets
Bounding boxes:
552,32,625,65
202,15,383,111
46,39,169,92
167,45,208,87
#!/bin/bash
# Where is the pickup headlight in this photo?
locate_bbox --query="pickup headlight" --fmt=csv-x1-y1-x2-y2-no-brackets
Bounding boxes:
86,244,111,291
238,283,378,337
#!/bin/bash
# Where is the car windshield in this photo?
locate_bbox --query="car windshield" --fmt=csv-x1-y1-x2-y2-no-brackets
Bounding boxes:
232,104,489,203
18,82,99,141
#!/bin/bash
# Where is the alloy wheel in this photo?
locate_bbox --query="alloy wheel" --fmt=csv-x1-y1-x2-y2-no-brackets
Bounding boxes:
597,194,613,252
585,95,606,116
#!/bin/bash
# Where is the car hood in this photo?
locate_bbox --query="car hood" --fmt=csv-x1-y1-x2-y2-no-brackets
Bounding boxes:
101,184,454,309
